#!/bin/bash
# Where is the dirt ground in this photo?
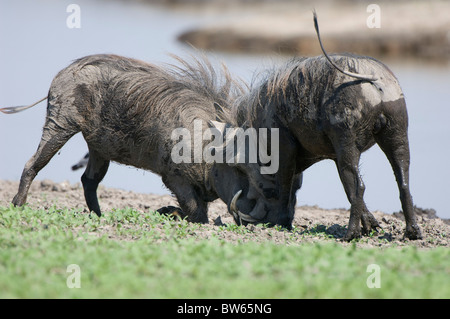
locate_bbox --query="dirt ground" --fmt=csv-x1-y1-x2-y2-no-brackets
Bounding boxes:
1,179,449,248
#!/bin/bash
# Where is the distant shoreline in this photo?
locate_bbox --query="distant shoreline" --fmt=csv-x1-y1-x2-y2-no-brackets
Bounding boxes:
172,0,449,61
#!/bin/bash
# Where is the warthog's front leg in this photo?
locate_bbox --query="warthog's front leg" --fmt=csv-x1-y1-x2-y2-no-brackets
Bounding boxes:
162,175,209,224
375,117,422,240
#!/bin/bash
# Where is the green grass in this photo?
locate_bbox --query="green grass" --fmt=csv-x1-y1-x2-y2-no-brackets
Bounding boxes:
0,205,449,298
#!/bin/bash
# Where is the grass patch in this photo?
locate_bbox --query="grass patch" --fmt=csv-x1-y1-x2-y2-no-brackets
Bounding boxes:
0,205,449,298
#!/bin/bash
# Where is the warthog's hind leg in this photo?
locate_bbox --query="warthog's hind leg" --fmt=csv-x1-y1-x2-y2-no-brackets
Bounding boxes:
375,118,422,240
12,122,76,207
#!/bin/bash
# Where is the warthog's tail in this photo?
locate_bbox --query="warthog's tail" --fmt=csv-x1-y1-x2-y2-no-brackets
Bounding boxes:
0,96,47,114
313,11,378,82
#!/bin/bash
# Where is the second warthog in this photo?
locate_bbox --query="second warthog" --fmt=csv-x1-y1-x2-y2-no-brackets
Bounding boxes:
228,13,422,240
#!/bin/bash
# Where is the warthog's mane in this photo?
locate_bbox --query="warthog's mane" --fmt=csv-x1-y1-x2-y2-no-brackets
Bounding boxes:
165,54,248,120
71,53,246,129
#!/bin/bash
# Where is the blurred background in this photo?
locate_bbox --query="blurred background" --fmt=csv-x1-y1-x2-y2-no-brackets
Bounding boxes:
1,0,449,218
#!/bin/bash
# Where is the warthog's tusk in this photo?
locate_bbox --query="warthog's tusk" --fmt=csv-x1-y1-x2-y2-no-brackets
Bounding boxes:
230,190,242,213
230,190,260,223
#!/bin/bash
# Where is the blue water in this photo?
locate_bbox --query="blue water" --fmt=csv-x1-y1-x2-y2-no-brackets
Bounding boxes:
1,0,449,218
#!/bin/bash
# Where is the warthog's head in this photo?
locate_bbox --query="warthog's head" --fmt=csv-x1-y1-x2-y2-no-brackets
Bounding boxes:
211,162,301,229
208,121,300,229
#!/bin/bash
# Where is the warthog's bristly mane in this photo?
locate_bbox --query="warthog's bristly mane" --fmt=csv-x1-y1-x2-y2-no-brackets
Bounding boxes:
71,53,245,127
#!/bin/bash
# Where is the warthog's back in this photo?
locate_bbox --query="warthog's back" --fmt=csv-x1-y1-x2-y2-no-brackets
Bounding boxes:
45,54,232,173
267,54,404,157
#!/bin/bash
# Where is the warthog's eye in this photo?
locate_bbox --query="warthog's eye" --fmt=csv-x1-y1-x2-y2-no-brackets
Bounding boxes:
235,166,247,176
262,187,279,199
261,173,277,182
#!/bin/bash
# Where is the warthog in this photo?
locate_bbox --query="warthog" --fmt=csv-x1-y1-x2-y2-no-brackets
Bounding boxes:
1,54,274,223
229,13,422,240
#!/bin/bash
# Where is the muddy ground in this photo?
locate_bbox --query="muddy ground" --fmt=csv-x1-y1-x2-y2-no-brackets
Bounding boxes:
1,179,449,248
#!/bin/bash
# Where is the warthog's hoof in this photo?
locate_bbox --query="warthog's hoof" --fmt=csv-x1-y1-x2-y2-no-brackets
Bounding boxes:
12,194,27,207
343,227,362,242
361,212,382,236
404,224,423,240
157,206,186,220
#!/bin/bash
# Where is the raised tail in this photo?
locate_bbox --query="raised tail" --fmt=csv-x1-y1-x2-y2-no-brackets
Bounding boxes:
313,11,378,82
0,96,47,114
